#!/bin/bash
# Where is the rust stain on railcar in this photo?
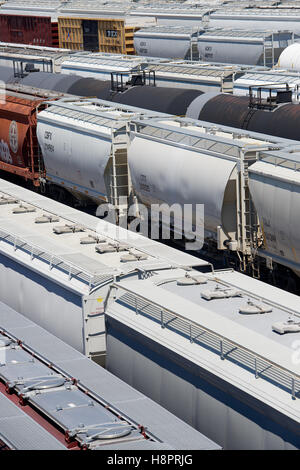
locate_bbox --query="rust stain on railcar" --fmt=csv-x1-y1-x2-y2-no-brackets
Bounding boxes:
0,92,52,185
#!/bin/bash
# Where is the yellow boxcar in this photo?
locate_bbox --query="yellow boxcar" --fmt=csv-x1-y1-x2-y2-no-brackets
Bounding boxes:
58,17,138,54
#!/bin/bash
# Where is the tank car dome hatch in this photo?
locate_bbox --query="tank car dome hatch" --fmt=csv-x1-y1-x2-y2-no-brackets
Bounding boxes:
112,86,204,115
272,318,300,335
277,42,300,72
239,300,273,315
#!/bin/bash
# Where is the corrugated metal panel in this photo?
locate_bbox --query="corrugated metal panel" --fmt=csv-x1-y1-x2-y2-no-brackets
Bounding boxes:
0,393,26,419
5,324,84,363
0,299,221,450
0,395,65,450
58,16,83,50
0,14,57,47
58,17,135,54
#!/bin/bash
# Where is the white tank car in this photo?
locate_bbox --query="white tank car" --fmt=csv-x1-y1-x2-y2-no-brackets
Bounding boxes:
277,42,300,72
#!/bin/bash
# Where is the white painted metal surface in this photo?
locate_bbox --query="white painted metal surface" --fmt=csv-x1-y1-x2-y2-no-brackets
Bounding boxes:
0,42,72,73
104,268,300,449
129,5,211,27
198,30,295,67
234,69,300,99
248,148,300,274
38,106,113,203
134,26,193,59
128,135,236,235
209,9,300,34
145,60,242,92
37,98,167,205
278,43,300,72
128,117,286,247
0,393,66,450
60,53,161,80
0,178,208,360
0,300,220,450
0,0,62,21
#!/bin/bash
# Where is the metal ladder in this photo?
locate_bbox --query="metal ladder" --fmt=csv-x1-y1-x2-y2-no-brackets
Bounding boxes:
189,37,200,61
110,131,129,217
236,152,260,275
241,107,256,130
263,33,274,67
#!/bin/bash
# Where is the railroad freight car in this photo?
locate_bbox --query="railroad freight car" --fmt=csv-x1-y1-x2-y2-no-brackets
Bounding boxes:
36,98,168,206
104,267,300,450
0,75,204,195
20,70,113,99
248,146,300,277
125,115,298,277
60,54,251,93
0,42,73,74
277,42,300,72
134,26,297,65
0,85,67,186
0,77,300,285
133,25,199,60
0,301,220,450
144,61,255,93
233,69,300,100
186,88,300,142
209,8,300,34
128,4,212,27
60,53,157,80
0,178,207,362
0,15,59,47
19,71,205,115
58,17,138,54
197,29,296,67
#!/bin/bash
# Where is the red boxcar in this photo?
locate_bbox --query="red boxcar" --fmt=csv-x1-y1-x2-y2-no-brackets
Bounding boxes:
0,15,59,47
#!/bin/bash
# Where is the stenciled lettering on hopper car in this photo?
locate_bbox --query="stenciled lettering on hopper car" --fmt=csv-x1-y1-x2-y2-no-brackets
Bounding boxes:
44,130,54,152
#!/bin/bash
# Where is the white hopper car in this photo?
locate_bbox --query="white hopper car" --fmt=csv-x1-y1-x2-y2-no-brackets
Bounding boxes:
35,97,300,285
